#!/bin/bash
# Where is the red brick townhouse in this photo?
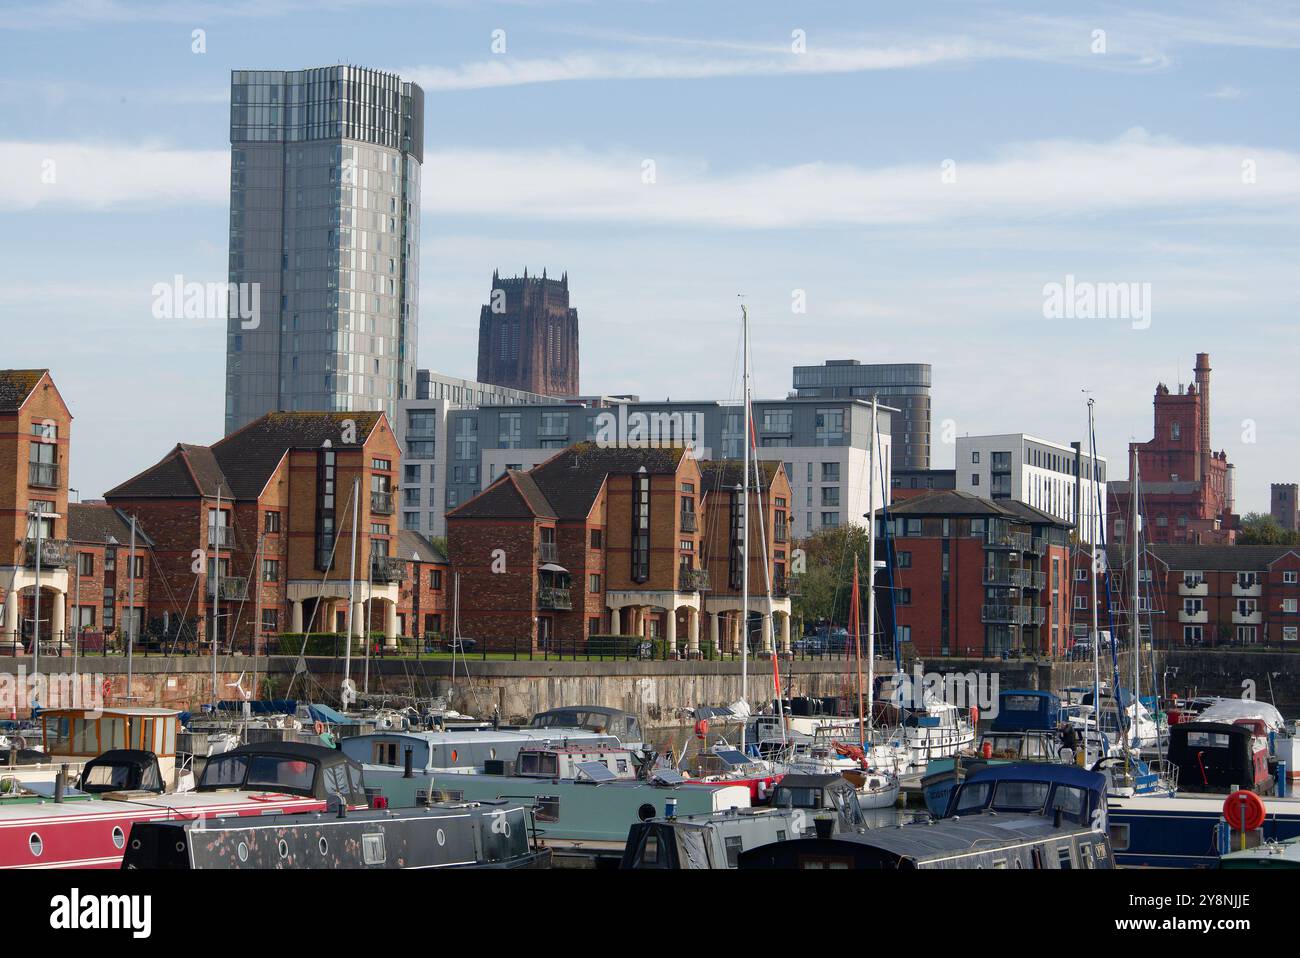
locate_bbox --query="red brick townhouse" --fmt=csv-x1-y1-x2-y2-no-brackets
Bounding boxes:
886,490,1075,658
1069,544,1300,648
64,503,152,651
103,411,444,652
0,370,73,651
446,443,711,653
697,459,796,653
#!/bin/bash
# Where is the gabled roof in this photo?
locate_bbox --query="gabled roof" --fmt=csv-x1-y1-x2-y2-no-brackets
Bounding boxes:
68,503,155,548
448,470,558,520
996,500,1072,528
1111,544,1300,573
887,490,1012,518
0,369,49,413
106,411,385,501
450,443,692,522
396,529,448,564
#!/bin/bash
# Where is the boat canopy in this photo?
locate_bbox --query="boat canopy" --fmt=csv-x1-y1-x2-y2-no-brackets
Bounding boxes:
991,690,1062,733
1197,699,1284,732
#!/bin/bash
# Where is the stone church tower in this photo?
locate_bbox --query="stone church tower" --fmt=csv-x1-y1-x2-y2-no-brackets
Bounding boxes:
476,268,580,398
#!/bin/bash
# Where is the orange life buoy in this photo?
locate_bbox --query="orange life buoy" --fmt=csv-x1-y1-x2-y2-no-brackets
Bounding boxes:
694,720,709,740
1223,790,1265,831
981,740,993,759
313,721,325,736
101,678,112,701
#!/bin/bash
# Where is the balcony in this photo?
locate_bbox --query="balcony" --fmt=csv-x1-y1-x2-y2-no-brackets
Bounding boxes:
1232,577,1262,597
208,526,234,548
370,491,394,515
775,573,801,597
984,566,1031,588
371,554,406,584
207,576,248,600
28,461,58,488
680,511,698,533
24,538,71,569
538,541,558,564
538,586,572,611
679,567,711,592
1024,536,1046,555
1178,608,1208,624
981,604,1045,626
1233,606,1262,625
985,530,1031,552
1179,578,1208,597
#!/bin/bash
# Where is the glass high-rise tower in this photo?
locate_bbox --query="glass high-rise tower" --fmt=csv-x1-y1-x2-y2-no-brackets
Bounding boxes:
224,66,424,434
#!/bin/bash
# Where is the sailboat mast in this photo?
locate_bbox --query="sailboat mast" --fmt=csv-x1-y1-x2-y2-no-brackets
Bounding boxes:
1087,399,1101,751
211,486,220,709
866,396,878,731
1131,447,1141,740
345,475,359,708
740,303,750,722
853,555,864,748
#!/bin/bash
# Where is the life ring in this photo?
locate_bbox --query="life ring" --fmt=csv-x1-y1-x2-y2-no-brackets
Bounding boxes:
313,721,325,736
694,719,709,740
1223,790,1265,832
101,679,112,701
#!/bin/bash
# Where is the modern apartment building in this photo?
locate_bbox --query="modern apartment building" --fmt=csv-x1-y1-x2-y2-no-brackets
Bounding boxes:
887,490,1075,658
955,434,1107,545
224,66,424,434
400,395,892,540
791,360,930,470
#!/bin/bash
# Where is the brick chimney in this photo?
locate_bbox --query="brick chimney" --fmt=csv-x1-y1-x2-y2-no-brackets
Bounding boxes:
1194,352,1211,483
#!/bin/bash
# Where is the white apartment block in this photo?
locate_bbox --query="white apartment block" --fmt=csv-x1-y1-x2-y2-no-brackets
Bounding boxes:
955,433,1107,544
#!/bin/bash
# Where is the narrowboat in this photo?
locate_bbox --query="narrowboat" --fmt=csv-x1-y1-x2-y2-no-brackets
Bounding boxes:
684,744,783,804
362,744,749,867
739,764,1111,870
121,800,549,869
339,727,622,776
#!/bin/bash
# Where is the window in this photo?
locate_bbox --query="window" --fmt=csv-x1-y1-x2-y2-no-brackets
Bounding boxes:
896,551,911,569
820,462,840,482
403,464,421,485
590,529,603,549
1184,571,1203,587
896,589,911,606
429,569,442,589
261,608,278,633
1284,627,1298,642
820,512,840,527
403,511,419,530
589,574,601,593
77,553,94,577
1283,599,1298,613
895,625,911,645
1171,421,1181,440
971,451,980,464
262,559,279,582
1074,568,1087,581
498,412,522,449
820,487,840,507
1074,596,1087,610
631,473,650,582
129,555,144,578
1184,625,1203,644
971,474,980,487
814,408,844,445
1285,571,1298,584
1237,572,1258,589
762,408,793,432
77,606,96,629
1184,598,1203,615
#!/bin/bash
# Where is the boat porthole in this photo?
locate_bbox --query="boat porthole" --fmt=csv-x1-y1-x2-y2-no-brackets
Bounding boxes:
112,826,125,849
436,828,446,846
637,803,655,822
131,839,141,850
319,838,328,855
237,842,249,862
28,833,42,857
175,842,185,853
278,839,289,860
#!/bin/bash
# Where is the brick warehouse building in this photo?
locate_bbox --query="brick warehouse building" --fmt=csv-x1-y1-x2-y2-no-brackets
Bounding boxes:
0,370,74,650
1108,352,1237,546
64,503,152,652
885,490,1074,658
476,269,579,398
104,412,446,652
447,443,788,654
1069,544,1300,648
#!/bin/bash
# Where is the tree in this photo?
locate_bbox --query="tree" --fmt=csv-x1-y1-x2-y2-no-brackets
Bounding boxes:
1236,512,1300,546
792,524,871,626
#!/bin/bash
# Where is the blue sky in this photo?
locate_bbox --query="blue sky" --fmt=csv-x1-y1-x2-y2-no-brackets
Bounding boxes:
2,0,1297,512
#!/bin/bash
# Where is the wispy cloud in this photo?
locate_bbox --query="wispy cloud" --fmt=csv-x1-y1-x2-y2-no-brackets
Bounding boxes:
1207,84,1245,99
6,131,1297,230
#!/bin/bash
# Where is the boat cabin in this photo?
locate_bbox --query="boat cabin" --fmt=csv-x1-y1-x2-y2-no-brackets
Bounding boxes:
198,742,369,809
529,707,644,748
1167,721,1272,794
991,690,1062,733
690,746,767,779
622,807,804,869
79,749,165,795
39,707,180,789
513,745,639,781
339,728,620,774
770,773,866,832
977,730,1063,762
944,763,1107,828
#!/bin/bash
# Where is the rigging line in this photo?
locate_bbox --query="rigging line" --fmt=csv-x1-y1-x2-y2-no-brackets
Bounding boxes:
1089,417,1125,746
874,413,901,669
